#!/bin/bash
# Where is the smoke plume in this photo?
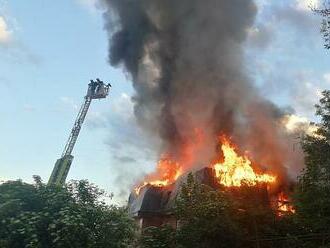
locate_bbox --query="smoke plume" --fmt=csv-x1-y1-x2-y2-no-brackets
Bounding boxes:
102,0,304,186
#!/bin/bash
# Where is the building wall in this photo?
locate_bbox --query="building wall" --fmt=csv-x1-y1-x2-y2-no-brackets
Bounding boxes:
135,215,178,230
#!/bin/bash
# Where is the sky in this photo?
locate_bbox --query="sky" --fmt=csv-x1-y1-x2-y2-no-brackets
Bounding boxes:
0,0,329,204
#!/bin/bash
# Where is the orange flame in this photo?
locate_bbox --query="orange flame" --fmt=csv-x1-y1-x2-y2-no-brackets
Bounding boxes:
135,136,277,195
212,137,276,187
135,158,182,195
277,192,295,216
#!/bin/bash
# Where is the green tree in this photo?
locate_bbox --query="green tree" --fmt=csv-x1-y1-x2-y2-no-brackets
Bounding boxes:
0,177,136,248
313,1,330,49
140,225,176,248
295,90,330,242
174,174,243,248
173,175,302,248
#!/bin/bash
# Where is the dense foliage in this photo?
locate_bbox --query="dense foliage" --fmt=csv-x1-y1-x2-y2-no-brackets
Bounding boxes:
294,90,330,244
174,174,242,248
140,174,301,248
140,225,176,248
0,177,136,248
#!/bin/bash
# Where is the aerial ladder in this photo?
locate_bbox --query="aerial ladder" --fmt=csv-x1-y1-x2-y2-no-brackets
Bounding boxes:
48,79,111,185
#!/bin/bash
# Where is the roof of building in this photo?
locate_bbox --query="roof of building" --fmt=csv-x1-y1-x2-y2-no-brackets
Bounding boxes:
128,167,219,217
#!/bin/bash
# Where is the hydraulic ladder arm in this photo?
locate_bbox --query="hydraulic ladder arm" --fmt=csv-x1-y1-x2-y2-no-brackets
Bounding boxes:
48,79,111,185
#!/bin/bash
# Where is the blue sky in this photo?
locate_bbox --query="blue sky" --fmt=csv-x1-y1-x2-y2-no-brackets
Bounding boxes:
0,0,329,203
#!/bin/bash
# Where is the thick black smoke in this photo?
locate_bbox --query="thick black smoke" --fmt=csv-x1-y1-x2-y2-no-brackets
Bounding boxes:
102,0,303,184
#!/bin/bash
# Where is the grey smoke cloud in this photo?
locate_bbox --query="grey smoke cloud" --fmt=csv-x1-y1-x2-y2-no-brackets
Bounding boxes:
102,0,304,185
246,1,321,50
87,93,161,199
247,24,274,49
245,1,324,120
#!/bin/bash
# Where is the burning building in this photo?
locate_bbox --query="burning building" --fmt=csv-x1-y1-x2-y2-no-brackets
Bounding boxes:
102,0,301,227
129,167,218,229
128,138,295,228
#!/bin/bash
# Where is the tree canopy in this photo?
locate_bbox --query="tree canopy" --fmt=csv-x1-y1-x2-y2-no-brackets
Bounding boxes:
295,90,330,234
0,177,136,248
140,174,302,248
